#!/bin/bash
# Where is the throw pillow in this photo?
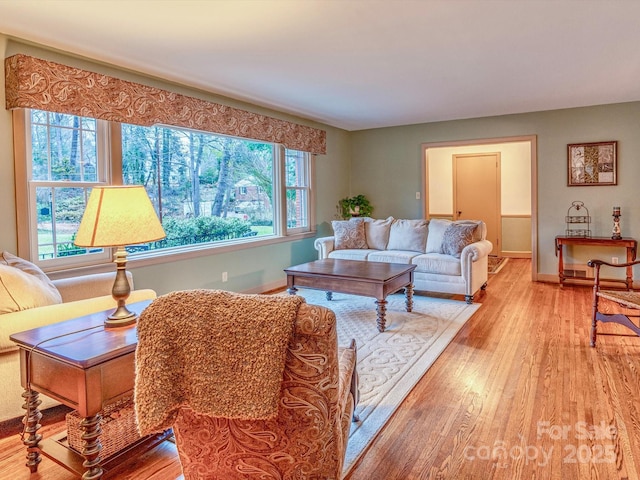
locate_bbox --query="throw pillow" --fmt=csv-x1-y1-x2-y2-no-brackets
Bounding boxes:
441,223,479,258
364,216,394,250
425,218,452,253
331,218,368,250
386,219,429,253
456,220,483,242
0,252,63,314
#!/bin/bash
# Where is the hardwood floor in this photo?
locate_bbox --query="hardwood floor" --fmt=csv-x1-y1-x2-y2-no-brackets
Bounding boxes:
1,258,639,479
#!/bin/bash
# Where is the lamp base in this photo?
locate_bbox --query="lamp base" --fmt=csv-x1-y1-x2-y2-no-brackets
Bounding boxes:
106,307,138,328
105,246,137,328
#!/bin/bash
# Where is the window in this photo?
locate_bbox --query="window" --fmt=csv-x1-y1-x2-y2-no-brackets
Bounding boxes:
121,124,278,251
19,110,314,269
27,110,110,268
285,148,311,231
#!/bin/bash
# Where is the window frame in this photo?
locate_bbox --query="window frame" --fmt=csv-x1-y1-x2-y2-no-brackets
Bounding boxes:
13,109,316,274
283,147,313,235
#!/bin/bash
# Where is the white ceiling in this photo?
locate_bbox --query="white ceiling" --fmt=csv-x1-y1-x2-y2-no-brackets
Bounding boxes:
1,0,640,131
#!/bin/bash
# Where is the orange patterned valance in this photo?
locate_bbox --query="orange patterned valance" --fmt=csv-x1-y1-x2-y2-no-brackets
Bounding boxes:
5,54,326,154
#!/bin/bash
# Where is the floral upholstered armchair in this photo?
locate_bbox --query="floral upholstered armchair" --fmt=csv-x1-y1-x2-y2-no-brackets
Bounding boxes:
134,290,358,480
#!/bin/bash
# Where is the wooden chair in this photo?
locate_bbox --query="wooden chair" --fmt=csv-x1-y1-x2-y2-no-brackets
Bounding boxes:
588,259,640,346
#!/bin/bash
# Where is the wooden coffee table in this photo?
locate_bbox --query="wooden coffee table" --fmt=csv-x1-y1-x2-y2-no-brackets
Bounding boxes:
284,259,416,332
10,300,171,480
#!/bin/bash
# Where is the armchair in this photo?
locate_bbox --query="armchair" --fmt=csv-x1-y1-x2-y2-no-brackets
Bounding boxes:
588,258,640,346
134,289,358,480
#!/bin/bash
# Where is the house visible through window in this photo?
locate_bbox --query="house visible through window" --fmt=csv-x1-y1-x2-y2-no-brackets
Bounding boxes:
21,109,314,269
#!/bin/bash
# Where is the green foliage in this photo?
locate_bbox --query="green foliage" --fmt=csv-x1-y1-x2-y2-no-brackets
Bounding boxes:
157,216,255,248
51,158,79,181
57,234,86,257
55,194,86,222
337,194,374,219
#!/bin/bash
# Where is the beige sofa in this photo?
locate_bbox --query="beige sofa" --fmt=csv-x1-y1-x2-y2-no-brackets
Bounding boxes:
0,252,156,422
314,217,493,303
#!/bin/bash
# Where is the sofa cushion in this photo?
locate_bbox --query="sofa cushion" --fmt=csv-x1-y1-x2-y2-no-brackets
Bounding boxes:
368,250,419,264
364,217,394,250
328,249,377,261
332,218,368,250
455,220,483,242
441,223,480,258
386,219,429,253
0,252,62,314
412,253,462,276
425,218,451,253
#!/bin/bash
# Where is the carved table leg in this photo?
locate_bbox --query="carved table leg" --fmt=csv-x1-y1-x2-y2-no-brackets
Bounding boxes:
80,414,103,480
405,283,414,312
21,388,42,473
375,299,387,332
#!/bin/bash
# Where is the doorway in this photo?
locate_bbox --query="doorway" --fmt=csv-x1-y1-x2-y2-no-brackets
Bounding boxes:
422,135,537,282
454,153,500,255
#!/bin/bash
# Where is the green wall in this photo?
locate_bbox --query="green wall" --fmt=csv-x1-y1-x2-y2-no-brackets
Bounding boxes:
350,103,640,280
0,35,351,295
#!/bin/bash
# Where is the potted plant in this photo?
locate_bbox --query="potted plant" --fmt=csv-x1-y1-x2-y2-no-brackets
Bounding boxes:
337,194,374,219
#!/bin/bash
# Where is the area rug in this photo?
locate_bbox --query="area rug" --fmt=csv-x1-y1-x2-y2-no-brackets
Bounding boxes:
488,255,508,274
290,288,481,476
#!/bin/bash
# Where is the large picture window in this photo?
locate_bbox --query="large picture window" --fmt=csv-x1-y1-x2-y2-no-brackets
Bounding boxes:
20,109,314,269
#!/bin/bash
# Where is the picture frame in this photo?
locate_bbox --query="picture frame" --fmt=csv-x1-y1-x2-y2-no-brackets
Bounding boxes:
567,141,617,186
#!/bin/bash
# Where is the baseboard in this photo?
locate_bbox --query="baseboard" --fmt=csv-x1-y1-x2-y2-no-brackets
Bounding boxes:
536,273,559,284
0,404,73,439
243,280,287,294
499,251,532,258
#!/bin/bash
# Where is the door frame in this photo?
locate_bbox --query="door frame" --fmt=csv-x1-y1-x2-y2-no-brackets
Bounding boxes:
453,152,501,256
421,135,538,282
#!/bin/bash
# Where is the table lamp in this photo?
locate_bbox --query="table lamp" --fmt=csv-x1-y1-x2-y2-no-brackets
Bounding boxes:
74,185,166,327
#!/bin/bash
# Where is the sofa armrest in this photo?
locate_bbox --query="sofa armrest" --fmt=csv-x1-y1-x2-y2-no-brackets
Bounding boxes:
461,239,493,262
53,271,134,303
314,236,336,259
0,288,156,353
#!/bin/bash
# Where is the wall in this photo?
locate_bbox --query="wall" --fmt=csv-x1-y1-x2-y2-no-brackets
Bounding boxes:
350,103,640,282
0,35,351,295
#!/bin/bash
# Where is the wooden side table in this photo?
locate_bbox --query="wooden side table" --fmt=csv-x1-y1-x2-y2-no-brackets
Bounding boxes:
9,300,170,479
555,236,637,289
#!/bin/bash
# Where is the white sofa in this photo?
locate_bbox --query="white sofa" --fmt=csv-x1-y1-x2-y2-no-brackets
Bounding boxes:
0,251,156,422
314,217,493,303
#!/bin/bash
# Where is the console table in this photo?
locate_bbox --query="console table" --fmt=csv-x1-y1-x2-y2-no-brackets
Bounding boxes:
555,236,637,289
9,300,170,479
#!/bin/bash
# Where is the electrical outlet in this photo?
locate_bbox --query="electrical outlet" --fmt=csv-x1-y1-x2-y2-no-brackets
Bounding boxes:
611,257,619,264
415,192,421,200
222,271,228,282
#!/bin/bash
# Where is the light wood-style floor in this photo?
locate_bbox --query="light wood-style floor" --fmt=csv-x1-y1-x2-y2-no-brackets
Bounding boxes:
1,258,639,479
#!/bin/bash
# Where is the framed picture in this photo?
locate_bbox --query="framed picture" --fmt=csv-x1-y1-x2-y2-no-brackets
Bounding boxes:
567,141,617,186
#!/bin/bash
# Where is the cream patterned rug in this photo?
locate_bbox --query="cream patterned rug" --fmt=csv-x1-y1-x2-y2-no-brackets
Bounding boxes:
290,288,482,476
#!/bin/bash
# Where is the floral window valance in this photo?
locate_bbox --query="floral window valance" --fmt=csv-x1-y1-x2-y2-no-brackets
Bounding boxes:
4,54,326,154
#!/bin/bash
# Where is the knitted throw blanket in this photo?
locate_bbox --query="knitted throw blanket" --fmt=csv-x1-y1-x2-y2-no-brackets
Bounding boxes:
134,289,304,436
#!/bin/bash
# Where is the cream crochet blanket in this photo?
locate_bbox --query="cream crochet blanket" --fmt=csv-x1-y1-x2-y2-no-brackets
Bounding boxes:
134,289,304,436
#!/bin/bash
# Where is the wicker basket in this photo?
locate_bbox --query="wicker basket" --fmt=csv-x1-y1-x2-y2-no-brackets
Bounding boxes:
66,397,141,459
